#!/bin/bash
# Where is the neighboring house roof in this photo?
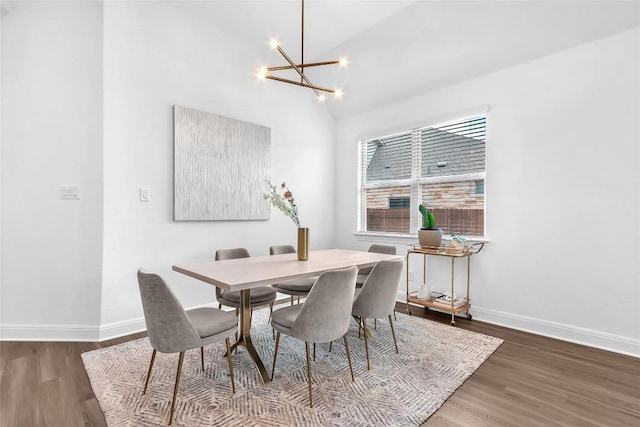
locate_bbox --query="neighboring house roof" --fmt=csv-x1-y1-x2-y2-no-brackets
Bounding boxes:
366,118,486,182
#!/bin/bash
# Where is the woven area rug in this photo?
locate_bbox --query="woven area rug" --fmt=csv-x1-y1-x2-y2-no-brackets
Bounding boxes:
82,309,502,426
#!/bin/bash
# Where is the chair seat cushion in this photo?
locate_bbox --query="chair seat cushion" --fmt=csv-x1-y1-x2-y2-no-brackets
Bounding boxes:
272,277,317,292
186,307,238,339
220,286,277,304
271,304,303,334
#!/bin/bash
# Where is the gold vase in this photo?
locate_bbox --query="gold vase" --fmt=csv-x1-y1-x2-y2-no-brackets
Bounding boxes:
297,227,309,261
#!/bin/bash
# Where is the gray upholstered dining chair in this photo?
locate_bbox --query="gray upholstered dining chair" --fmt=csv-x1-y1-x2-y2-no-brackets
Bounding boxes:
356,244,397,287
269,245,317,305
214,248,277,317
137,269,238,425
271,266,358,408
351,257,404,370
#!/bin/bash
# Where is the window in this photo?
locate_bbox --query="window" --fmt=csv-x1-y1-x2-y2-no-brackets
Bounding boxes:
358,114,486,237
389,197,410,209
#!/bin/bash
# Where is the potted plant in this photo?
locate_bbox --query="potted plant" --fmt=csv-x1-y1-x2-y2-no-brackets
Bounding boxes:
418,205,443,248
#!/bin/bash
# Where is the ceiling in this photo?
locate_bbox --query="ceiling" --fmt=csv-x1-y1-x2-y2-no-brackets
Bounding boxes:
170,0,640,119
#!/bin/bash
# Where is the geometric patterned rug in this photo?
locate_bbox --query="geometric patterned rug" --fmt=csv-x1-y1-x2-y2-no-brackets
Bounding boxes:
82,309,502,426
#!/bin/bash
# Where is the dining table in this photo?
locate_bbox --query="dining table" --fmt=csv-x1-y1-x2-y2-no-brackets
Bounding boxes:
173,248,402,384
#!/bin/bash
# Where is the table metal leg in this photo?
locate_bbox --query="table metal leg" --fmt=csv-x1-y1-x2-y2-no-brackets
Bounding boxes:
450,257,456,326
405,253,411,314
230,289,271,384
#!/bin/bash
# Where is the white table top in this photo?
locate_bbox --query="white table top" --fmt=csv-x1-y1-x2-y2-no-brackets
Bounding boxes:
173,248,402,291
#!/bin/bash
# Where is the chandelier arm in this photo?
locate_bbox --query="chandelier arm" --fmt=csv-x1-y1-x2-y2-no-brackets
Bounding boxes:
275,45,320,96
265,75,335,94
267,60,341,72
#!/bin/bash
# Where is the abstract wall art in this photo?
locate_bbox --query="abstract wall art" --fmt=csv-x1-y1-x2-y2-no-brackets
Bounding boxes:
173,105,271,221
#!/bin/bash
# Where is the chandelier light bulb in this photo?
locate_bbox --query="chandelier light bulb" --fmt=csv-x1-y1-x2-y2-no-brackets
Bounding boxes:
258,0,346,100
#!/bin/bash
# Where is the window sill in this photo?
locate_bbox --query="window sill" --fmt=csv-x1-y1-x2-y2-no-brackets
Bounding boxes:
354,232,490,245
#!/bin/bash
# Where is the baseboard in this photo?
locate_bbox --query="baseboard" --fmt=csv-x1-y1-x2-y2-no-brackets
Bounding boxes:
0,299,290,343
397,292,639,358
6,298,636,358
0,323,100,342
471,306,639,358
98,317,147,342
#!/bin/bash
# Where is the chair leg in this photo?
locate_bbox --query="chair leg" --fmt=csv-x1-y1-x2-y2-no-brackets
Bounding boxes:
268,303,275,339
393,310,397,321
329,341,333,353
271,331,281,380
343,334,355,382
225,338,236,393
142,349,157,395
305,342,313,408
218,303,222,310
169,352,185,425
374,318,377,331
290,295,294,306
235,308,239,346
200,347,205,372
389,314,399,354
297,296,301,304
363,318,371,370
313,343,316,361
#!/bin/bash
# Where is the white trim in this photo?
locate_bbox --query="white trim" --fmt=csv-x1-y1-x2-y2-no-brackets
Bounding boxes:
355,232,490,245
98,317,147,342
0,323,100,342
356,104,491,143
3,299,637,358
355,232,418,244
395,295,639,358
471,306,640,358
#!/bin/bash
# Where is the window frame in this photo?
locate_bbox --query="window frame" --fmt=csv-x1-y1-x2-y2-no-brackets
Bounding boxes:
357,113,487,239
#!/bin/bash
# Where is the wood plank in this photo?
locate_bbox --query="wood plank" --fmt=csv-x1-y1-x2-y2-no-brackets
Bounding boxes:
1,307,639,426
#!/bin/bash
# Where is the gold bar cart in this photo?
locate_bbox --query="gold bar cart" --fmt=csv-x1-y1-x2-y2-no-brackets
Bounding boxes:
405,242,485,326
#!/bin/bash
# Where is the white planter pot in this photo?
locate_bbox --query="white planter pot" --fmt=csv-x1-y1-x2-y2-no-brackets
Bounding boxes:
418,229,443,249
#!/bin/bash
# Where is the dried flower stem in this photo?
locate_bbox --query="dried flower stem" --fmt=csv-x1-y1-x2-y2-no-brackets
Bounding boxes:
264,182,300,228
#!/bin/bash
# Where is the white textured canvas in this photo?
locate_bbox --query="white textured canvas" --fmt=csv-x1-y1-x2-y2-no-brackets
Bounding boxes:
174,106,271,221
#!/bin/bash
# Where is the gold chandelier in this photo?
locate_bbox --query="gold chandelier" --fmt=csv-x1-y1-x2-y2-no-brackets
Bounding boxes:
256,0,347,102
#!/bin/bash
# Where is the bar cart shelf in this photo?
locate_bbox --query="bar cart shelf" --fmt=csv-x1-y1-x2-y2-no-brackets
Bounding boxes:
406,242,485,326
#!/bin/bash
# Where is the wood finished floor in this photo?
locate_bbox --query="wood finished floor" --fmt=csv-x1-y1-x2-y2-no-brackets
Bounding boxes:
1,304,638,427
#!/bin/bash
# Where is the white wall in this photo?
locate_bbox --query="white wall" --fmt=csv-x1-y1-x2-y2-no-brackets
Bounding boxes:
1,1,104,340
99,2,336,337
335,28,640,356
2,1,637,357
1,1,336,340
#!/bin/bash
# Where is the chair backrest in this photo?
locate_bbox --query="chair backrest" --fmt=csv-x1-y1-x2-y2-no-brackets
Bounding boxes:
215,248,250,260
290,266,358,343
352,258,404,319
214,248,250,298
137,269,201,353
358,244,397,276
270,245,296,255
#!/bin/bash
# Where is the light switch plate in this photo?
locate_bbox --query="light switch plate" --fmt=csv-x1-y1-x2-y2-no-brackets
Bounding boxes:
140,188,151,201
61,185,80,199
